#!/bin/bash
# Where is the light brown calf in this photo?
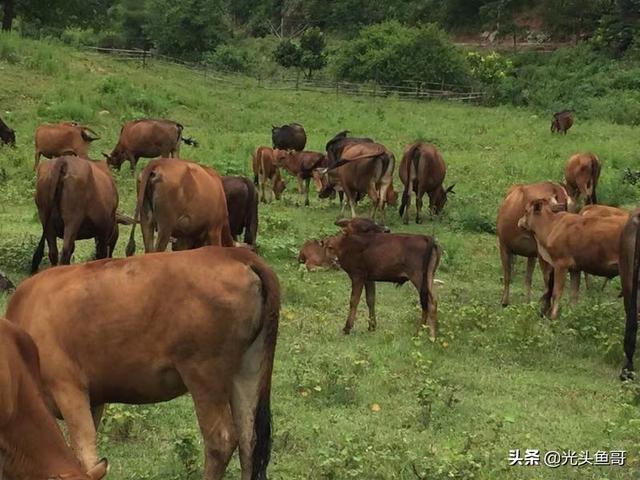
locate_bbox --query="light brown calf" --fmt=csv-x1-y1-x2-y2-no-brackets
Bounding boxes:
565,152,601,205
34,122,99,168
297,237,339,270
251,146,287,203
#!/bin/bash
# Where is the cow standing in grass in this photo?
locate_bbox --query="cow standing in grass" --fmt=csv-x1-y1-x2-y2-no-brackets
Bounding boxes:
272,122,306,151
34,122,100,168
276,150,327,206
564,152,601,205
551,110,573,134
222,175,259,247
252,146,287,203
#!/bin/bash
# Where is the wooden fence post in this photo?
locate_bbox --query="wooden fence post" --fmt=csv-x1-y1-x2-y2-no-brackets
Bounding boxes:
141,50,148,68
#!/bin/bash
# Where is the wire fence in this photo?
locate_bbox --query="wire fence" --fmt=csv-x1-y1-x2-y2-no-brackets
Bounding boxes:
85,46,487,103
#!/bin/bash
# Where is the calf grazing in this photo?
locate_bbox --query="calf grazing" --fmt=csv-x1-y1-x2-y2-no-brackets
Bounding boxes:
297,237,338,270
34,122,99,168
6,247,280,480
252,146,287,203
620,209,640,380
497,182,573,306
104,118,197,171
126,158,233,255
222,175,259,246
325,218,441,337
551,110,573,134
565,152,601,205
0,115,16,147
517,198,626,319
276,150,327,205
398,142,453,223
0,319,109,480
272,122,306,151
32,156,119,273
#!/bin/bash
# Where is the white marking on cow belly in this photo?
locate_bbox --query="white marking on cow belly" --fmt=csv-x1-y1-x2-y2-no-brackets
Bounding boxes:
536,243,554,265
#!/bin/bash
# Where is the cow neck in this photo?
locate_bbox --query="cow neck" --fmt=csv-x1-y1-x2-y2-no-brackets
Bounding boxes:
0,438,84,480
528,211,558,249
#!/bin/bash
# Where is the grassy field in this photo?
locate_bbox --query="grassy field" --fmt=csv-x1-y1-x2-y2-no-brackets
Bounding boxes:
1,34,640,479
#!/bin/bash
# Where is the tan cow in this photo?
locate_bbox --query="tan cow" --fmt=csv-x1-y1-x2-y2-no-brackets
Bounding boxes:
32,156,119,273
497,181,573,306
251,146,287,203
276,150,327,206
104,118,197,171
34,122,99,168
6,247,280,480
517,198,627,319
0,319,108,480
125,158,233,256
580,204,629,219
398,142,453,224
565,152,601,205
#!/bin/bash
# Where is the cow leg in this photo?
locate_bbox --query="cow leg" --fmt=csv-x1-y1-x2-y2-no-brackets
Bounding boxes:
344,277,364,334
296,176,303,195
524,256,536,303
499,243,512,307
46,230,59,266
95,236,109,260
140,210,155,253
584,272,593,290
622,291,638,379
550,266,568,320
178,361,236,480
91,404,105,430
569,270,581,305
416,191,424,224
154,225,172,253
410,251,439,338
539,258,554,317
364,281,377,331
368,183,379,220
259,176,267,203
304,178,311,206
34,150,41,169
402,188,412,224
60,221,80,265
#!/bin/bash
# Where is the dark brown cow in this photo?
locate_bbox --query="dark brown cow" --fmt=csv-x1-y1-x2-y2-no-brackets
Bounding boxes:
565,152,601,205
551,110,573,134
313,168,398,212
31,156,119,273
0,319,109,480
34,122,99,168
0,115,16,147
104,118,197,171
272,123,306,151
6,247,280,480
251,146,287,203
222,175,259,246
497,182,573,306
325,130,374,167
126,158,233,255
398,143,454,223
297,237,339,270
325,218,441,337
276,150,327,206
620,208,640,380
517,198,626,319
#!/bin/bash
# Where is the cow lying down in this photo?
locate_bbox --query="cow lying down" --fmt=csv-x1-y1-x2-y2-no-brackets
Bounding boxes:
325,218,441,337
297,237,339,270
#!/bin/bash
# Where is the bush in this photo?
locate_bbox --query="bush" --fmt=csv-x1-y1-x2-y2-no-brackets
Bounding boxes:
334,21,471,87
204,44,250,73
60,28,97,47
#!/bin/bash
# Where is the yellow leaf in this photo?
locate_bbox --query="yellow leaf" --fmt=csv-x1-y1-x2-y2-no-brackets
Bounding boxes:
371,403,381,412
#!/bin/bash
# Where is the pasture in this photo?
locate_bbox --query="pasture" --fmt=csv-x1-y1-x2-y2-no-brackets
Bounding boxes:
1,35,640,479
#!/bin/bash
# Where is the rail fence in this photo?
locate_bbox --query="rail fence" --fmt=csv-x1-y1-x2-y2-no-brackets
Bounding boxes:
85,46,487,103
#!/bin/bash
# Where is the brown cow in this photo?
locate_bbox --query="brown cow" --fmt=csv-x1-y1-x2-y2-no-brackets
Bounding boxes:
325,130,374,167
126,158,233,256
565,152,601,205
297,237,339,270
104,118,197,171
517,198,627,318
580,204,629,219
0,319,109,480
497,182,573,306
251,146,287,203
551,110,573,134
398,143,454,224
276,150,327,206
222,175,259,246
6,246,280,480
31,156,119,273
34,122,99,168
0,115,16,147
620,208,640,380
325,218,441,337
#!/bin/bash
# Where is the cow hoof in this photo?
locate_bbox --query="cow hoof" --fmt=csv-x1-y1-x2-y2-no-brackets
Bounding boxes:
342,327,352,335
501,302,508,308
368,325,376,332
620,368,635,381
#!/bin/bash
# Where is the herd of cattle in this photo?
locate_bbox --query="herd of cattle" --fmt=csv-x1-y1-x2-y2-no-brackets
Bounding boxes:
0,111,639,480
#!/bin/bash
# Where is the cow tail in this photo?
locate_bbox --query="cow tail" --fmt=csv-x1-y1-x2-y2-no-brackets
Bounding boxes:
419,238,438,322
31,158,67,274
125,163,156,257
246,258,280,480
244,177,259,246
590,156,599,204
399,144,419,217
623,215,640,377
252,150,259,186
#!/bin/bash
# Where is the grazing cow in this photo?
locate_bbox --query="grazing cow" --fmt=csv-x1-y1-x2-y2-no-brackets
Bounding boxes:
6,246,280,480
272,123,306,151
276,150,327,206
517,198,627,318
34,122,100,168
222,175,259,246
565,152,601,205
104,118,198,171
126,158,233,256
0,270,14,292
0,319,110,480
551,110,573,134
325,218,441,337
251,146,287,203
497,182,573,306
31,156,119,274
0,115,16,147
297,237,339,270
325,130,374,167
620,209,640,380
398,142,454,223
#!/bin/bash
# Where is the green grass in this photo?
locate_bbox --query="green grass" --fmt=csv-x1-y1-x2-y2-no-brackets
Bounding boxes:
1,33,640,479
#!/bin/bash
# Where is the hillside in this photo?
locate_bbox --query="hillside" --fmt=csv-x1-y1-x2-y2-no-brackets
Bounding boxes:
1,35,640,479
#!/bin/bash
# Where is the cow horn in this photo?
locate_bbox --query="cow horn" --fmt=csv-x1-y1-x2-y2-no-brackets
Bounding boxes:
446,184,456,194
317,167,329,175
335,218,350,229
102,152,110,160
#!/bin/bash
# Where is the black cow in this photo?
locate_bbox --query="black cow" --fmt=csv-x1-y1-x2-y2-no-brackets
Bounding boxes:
222,175,259,246
0,116,16,147
272,123,307,151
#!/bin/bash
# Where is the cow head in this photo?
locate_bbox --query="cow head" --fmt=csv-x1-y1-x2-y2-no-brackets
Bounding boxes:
518,198,559,231
335,218,390,235
273,175,286,200
273,148,291,167
315,168,337,199
103,150,125,170
0,127,15,147
429,184,455,214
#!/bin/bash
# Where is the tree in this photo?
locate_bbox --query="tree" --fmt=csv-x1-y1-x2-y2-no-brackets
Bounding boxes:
273,27,327,84
2,0,14,31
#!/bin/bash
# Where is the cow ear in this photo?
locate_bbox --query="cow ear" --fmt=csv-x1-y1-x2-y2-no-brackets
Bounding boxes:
446,184,456,194
532,200,544,213
335,219,350,229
